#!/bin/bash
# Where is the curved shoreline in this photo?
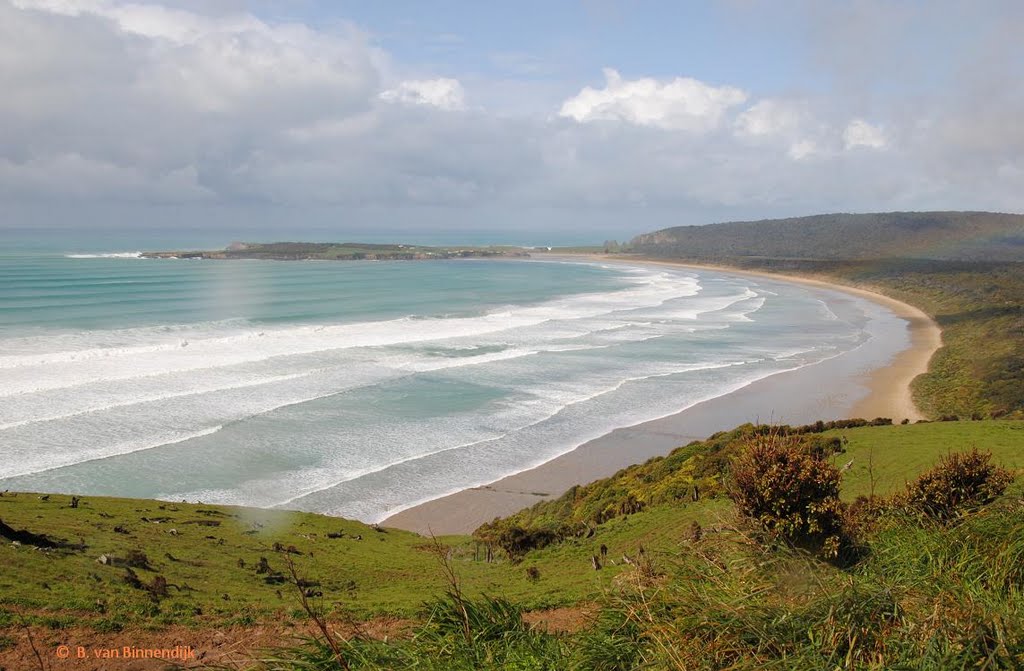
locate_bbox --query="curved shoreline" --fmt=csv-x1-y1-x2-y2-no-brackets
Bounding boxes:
382,256,942,535
597,256,942,421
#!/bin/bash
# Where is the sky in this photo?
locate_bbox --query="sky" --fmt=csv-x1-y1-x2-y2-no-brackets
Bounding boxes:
1,0,1023,245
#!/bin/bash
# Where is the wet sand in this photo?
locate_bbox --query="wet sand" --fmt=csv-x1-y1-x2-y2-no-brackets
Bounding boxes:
383,257,941,535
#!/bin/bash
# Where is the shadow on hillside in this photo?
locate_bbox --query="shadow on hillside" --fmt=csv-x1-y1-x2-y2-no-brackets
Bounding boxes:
935,305,1024,325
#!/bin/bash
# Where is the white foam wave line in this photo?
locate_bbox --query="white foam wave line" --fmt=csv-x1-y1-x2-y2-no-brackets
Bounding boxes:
397,348,537,372
594,332,668,345
0,369,409,479
817,299,841,322
396,344,612,373
0,370,319,431
574,322,634,334
0,322,636,407
1,326,692,396
0,315,672,437
310,328,873,522
724,296,767,323
0,271,699,382
64,252,144,259
6,305,879,492
0,425,224,481
272,359,755,509
558,321,663,340
700,288,759,311
633,289,759,321
540,258,698,280
363,354,850,524
270,434,511,509
0,318,257,356
0,342,625,476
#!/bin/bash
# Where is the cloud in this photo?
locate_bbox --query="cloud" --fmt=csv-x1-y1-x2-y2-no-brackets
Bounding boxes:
0,152,213,200
1,0,1023,238
734,99,805,138
380,78,466,110
734,99,824,160
11,0,259,42
843,119,887,150
787,140,819,161
0,0,380,202
559,68,747,132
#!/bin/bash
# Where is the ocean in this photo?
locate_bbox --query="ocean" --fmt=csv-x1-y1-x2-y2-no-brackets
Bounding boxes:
0,251,906,522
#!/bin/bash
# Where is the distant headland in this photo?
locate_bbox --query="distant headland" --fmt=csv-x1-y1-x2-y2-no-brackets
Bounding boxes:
141,241,534,261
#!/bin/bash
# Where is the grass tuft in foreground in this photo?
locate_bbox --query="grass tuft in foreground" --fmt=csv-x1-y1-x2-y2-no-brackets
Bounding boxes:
256,429,1023,670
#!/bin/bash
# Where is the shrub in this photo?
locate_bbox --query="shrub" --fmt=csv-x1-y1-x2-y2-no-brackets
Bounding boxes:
474,520,573,561
730,432,846,557
796,434,845,460
843,494,890,539
494,525,562,560
904,449,1013,521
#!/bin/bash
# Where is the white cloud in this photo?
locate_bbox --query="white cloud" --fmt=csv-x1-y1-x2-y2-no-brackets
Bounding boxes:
787,140,819,160
1,1,1023,234
0,0,381,203
735,99,804,137
559,68,747,131
11,0,262,43
843,119,887,150
734,99,825,161
0,153,213,200
7,0,378,120
380,78,466,110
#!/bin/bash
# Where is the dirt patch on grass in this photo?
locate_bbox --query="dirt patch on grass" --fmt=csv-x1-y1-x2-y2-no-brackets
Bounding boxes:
522,604,598,634
0,616,413,670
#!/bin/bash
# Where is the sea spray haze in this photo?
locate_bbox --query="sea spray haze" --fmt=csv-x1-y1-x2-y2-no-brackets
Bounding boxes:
0,253,908,521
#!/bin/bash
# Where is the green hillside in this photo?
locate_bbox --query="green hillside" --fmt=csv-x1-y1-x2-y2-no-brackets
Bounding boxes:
2,419,1021,670
621,212,1024,420
474,420,1024,552
826,260,1024,420
267,419,1023,669
629,211,1024,262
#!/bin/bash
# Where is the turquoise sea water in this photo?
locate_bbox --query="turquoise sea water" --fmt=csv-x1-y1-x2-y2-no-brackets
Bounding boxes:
0,251,905,521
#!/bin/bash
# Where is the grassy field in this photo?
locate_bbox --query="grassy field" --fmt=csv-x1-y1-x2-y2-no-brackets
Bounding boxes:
0,491,718,634
1,419,1020,640
257,419,1024,669
832,420,1024,499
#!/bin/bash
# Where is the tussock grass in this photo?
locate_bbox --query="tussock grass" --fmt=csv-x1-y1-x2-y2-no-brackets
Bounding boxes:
256,593,568,670
255,428,1023,670
4,421,1022,669
256,500,1024,669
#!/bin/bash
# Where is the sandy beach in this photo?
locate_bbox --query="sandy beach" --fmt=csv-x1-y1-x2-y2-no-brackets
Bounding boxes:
383,256,942,535
605,257,942,423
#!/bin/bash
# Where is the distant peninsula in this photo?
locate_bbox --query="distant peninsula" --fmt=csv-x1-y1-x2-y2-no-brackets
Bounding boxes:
141,241,534,261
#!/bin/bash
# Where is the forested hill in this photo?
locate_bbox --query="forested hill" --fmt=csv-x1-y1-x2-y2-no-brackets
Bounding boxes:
627,209,1024,421
629,211,1024,261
